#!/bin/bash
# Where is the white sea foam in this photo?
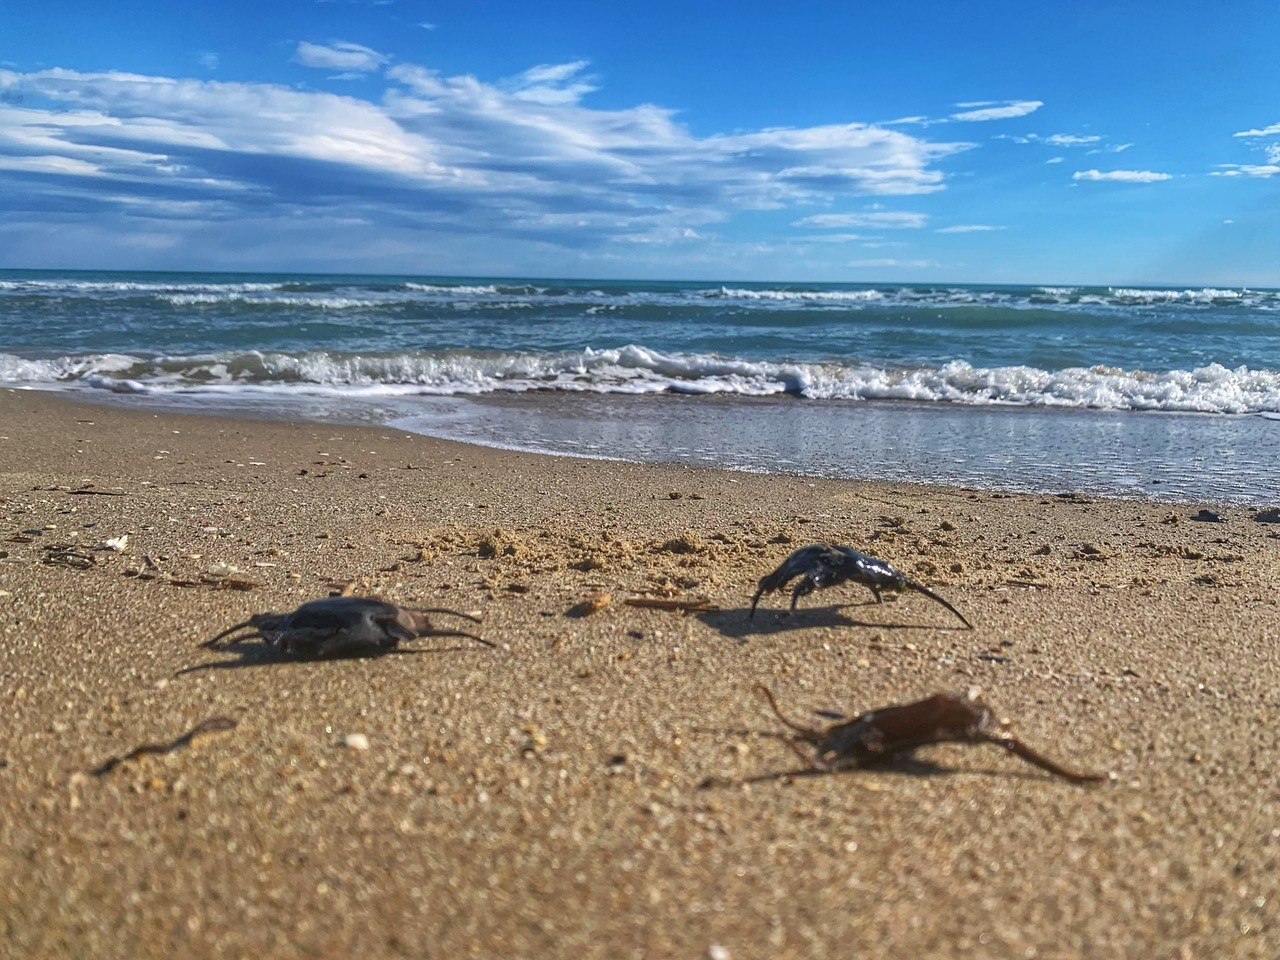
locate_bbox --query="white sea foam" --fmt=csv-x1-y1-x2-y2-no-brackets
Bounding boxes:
1108,287,1250,304
4,347,1280,414
707,286,888,303
403,283,506,295
161,293,384,309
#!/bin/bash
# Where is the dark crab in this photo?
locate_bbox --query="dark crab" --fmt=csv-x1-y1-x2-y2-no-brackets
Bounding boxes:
750,543,971,628
203,596,492,659
753,685,1106,784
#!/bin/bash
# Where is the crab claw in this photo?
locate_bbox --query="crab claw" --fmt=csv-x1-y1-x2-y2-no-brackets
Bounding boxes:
750,545,837,618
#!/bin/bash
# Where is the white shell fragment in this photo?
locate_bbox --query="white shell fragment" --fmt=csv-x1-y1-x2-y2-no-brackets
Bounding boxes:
343,733,370,751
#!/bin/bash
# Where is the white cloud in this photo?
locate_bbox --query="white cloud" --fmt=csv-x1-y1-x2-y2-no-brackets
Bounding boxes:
0,63,972,256
1234,121,1280,138
198,52,219,71
1211,164,1280,178
1073,169,1172,182
848,258,936,268
792,211,928,229
1046,133,1101,146
1046,156,1064,164
949,100,1042,122
936,224,1004,233
293,41,389,72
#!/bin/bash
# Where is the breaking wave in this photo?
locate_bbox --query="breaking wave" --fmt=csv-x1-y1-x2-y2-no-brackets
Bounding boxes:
4,346,1279,414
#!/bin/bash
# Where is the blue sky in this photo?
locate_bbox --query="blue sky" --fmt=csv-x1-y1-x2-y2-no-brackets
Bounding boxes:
1,0,1277,284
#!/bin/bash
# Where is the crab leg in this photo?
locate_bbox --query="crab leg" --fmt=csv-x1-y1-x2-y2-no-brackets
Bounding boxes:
201,620,261,649
900,578,972,629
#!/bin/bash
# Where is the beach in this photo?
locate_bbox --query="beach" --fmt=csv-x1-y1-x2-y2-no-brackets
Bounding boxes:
1,387,1276,958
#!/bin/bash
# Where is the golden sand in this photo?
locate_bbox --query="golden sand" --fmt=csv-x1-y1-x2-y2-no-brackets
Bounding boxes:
0,389,1276,958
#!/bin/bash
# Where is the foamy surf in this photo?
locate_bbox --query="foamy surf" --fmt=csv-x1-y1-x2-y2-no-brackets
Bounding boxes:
4,347,1279,414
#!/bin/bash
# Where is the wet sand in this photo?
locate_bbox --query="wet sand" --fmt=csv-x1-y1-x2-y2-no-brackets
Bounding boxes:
0,388,1276,959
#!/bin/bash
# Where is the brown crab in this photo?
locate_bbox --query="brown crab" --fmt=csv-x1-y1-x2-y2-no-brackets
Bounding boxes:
746,685,1106,784
203,596,492,658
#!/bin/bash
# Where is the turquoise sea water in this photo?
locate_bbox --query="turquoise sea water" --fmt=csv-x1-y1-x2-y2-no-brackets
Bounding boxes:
2,269,1278,503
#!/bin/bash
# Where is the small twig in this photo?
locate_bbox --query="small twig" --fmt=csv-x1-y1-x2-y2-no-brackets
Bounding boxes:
624,596,718,612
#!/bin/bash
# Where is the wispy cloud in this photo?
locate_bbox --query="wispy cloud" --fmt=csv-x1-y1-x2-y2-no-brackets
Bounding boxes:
1006,132,1115,149
950,100,1042,122
197,52,219,71
792,211,928,229
1073,169,1172,182
293,40,389,72
501,60,598,104
0,62,972,258
1234,121,1280,138
792,232,865,243
936,224,1004,233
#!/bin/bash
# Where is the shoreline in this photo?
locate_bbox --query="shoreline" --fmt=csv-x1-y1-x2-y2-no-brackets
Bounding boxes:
9,384,1280,507
1,388,1277,958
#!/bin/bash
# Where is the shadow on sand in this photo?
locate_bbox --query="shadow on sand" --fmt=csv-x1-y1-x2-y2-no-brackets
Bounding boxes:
176,640,487,676
698,742,1050,788
695,602,971,641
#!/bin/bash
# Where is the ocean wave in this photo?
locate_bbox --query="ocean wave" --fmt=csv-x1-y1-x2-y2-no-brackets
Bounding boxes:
706,285,1279,310
4,347,1280,414
0,279,288,294
6,275,1276,314
706,287,889,303
404,283,501,295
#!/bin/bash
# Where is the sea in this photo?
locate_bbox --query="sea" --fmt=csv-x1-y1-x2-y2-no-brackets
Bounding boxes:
2,269,1279,505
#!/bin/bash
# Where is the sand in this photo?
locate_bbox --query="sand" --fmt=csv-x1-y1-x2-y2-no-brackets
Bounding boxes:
0,388,1276,959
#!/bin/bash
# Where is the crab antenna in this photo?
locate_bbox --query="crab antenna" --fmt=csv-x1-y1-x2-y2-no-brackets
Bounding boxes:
427,628,496,649
903,578,972,629
409,606,483,625
201,620,258,649
755,684,822,740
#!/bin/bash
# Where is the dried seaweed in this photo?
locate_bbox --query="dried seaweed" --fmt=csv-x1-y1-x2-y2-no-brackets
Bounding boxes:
92,717,238,777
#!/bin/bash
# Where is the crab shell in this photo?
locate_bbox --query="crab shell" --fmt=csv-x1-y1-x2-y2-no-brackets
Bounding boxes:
817,691,993,765
212,596,488,658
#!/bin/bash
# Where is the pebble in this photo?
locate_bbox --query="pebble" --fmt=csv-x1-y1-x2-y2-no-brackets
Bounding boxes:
342,733,370,751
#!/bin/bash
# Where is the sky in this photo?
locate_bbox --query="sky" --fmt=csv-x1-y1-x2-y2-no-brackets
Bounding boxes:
1,0,1278,284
